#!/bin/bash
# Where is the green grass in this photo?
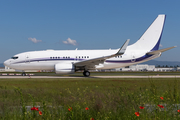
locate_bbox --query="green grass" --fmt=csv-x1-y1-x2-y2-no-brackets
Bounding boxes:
0,78,180,119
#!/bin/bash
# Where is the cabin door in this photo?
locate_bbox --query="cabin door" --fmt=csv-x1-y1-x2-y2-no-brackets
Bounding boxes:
25,53,30,63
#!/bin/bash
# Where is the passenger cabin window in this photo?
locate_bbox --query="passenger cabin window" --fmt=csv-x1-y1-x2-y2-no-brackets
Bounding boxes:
11,56,18,59
76,56,89,59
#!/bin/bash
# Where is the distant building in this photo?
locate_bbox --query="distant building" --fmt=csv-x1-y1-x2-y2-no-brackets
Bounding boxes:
117,64,155,71
177,67,180,71
4,66,52,72
3,64,178,73
5,66,15,72
155,67,176,71
0,67,5,72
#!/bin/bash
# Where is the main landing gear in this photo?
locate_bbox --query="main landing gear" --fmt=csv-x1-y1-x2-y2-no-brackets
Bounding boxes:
22,72,26,76
83,71,90,77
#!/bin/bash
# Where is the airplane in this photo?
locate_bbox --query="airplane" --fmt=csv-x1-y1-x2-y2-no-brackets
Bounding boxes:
4,14,176,77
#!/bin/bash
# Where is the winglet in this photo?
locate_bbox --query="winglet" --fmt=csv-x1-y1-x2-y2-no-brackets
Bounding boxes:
116,39,130,55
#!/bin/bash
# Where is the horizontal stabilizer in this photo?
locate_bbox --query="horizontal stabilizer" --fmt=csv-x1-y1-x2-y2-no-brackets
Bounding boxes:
146,46,176,55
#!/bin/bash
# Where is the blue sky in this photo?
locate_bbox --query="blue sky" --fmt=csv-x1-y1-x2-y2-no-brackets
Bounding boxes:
0,0,180,62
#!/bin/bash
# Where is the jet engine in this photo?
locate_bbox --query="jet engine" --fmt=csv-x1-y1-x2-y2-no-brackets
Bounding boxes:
55,63,75,74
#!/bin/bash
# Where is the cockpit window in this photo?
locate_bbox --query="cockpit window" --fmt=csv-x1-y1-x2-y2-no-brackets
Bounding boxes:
11,56,18,59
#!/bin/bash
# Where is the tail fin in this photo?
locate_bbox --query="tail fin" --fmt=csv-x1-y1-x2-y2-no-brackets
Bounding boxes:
129,14,166,51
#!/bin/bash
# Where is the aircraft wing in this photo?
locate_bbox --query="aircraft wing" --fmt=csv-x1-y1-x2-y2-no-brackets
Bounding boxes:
74,39,130,67
146,46,176,55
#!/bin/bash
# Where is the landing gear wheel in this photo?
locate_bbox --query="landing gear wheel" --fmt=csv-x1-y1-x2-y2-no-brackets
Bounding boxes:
83,71,90,77
22,72,26,76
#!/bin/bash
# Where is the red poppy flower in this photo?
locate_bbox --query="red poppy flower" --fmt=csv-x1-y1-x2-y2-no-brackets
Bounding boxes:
158,104,164,108
39,111,42,115
139,106,144,109
35,107,39,111
90,118,94,120
135,112,140,117
178,109,180,113
160,105,164,108
85,107,89,110
160,97,164,100
68,107,72,111
31,107,36,110
31,107,39,111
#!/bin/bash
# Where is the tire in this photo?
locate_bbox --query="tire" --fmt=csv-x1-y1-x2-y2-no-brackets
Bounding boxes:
22,73,26,76
83,71,90,77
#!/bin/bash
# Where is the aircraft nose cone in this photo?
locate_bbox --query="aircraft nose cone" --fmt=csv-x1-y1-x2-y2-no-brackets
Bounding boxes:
4,61,7,66
4,60,10,67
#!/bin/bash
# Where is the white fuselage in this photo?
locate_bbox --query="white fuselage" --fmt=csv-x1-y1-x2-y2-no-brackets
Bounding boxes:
4,48,160,71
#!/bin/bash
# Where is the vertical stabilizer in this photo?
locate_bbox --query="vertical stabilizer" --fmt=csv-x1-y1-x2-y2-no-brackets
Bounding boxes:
129,14,166,51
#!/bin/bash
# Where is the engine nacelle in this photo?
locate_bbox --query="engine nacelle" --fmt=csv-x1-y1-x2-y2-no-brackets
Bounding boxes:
55,63,75,74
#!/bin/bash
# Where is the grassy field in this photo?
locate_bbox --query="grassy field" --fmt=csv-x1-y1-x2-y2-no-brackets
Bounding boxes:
0,78,180,119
